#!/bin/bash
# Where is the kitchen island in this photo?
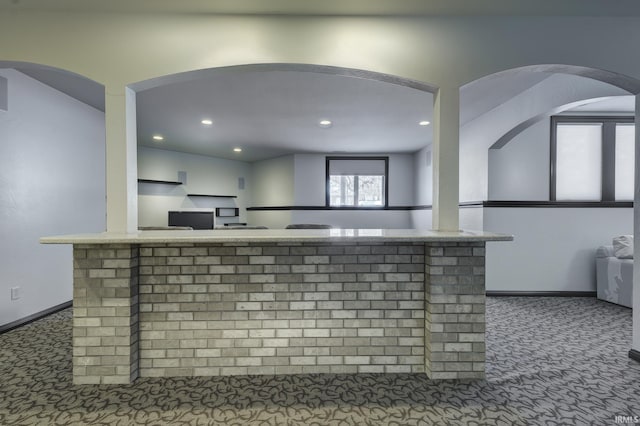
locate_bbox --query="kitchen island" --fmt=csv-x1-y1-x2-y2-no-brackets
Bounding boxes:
41,228,512,384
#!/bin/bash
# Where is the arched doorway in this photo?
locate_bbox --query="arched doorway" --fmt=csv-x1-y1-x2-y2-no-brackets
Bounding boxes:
459,63,640,372
129,63,437,231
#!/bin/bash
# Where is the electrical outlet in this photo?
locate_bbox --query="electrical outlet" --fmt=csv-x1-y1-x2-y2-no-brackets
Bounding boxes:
10,287,20,300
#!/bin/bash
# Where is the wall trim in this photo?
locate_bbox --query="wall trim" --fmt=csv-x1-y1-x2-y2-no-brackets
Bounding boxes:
0,300,72,334
247,201,632,211
486,291,596,297
247,205,424,211
629,349,640,364
459,201,484,208
483,200,633,208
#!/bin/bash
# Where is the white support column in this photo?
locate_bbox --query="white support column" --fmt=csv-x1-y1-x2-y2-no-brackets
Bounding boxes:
632,94,640,355
105,86,138,233
432,87,460,231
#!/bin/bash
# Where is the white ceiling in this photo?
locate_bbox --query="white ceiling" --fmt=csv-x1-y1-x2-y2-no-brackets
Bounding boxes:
9,65,634,163
136,70,434,162
566,96,635,113
18,67,105,111
3,0,640,16
460,72,550,125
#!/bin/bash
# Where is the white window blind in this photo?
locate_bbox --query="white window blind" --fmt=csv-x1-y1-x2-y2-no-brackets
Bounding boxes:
328,159,386,176
615,124,635,201
555,123,602,201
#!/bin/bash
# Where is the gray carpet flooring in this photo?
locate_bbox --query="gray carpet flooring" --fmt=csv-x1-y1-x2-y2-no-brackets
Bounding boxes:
0,297,639,425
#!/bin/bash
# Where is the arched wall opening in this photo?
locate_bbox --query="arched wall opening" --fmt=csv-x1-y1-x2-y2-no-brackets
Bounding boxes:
460,63,640,358
460,64,640,205
128,63,438,231
0,61,106,329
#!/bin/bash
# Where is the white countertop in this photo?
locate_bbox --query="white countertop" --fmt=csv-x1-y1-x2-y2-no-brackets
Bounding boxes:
40,229,513,244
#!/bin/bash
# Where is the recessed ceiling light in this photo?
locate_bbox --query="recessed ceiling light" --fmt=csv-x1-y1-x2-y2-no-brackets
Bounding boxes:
419,121,430,126
319,119,332,128
152,135,164,141
233,147,242,153
201,119,213,125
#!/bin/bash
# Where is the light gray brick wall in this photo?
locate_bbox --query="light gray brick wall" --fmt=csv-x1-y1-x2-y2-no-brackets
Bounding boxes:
425,242,486,380
72,244,139,384
138,243,426,377
71,240,488,383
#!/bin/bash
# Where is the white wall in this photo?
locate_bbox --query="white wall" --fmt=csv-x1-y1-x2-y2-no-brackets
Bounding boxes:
6,14,640,101
413,147,432,206
460,207,483,231
291,209,412,229
411,146,433,229
473,80,636,293
247,154,295,228
480,107,635,292
485,207,633,292
138,146,251,227
246,209,293,229
488,120,550,200
389,154,415,206
290,153,415,228
252,155,295,206
0,69,105,326
411,209,432,230
138,150,420,229
460,74,627,202
292,153,416,206
293,154,326,206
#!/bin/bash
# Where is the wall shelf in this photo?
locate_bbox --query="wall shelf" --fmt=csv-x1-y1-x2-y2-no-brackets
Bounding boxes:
138,179,183,185
187,194,237,198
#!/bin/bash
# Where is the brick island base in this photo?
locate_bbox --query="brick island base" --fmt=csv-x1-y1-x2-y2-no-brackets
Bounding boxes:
71,241,486,384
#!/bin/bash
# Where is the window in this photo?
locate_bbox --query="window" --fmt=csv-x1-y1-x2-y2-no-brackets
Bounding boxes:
326,157,388,207
615,123,635,201
551,116,635,202
554,123,603,201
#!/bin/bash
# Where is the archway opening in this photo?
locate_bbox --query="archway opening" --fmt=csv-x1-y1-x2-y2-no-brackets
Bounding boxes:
459,63,640,376
130,64,437,230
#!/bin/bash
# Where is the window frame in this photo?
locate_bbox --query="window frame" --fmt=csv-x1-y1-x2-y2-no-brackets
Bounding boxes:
550,115,634,202
325,156,389,208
